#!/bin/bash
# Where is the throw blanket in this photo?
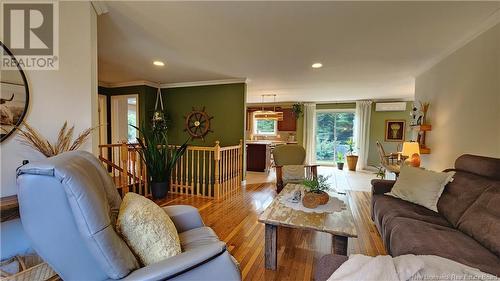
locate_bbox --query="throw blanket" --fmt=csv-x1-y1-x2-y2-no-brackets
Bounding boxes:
328,254,498,281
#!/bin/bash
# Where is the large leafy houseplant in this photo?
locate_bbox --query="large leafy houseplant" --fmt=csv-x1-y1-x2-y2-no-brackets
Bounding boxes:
132,125,188,199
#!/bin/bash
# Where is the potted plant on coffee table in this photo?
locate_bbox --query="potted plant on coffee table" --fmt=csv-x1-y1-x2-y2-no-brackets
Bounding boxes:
132,125,188,199
302,175,330,209
346,138,358,171
336,151,345,170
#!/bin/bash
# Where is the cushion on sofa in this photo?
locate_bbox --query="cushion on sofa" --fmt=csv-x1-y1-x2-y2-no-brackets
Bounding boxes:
454,154,500,181
437,171,496,227
387,165,455,212
456,182,500,257
372,194,452,248
387,217,500,276
117,193,181,266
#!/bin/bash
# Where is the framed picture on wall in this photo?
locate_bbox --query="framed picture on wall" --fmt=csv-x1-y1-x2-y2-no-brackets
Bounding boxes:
385,120,406,142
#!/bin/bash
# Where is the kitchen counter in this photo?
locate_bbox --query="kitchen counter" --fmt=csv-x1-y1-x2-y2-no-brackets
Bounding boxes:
246,140,298,145
245,140,299,172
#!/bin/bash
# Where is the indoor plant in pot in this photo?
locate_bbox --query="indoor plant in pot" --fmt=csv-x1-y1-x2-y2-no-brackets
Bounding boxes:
302,175,330,208
336,152,345,170
133,125,188,199
346,138,358,171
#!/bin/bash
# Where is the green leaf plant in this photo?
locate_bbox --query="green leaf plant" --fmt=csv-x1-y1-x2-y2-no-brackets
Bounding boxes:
131,124,188,184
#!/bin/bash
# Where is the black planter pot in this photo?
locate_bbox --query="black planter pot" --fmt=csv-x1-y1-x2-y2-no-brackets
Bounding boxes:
151,181,169,199
337,162,344,170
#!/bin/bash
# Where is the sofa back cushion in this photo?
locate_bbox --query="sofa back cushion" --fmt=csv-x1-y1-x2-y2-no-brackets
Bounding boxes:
454,154,500,181
456,182,500,257
437,171,494,226
437,154,500,227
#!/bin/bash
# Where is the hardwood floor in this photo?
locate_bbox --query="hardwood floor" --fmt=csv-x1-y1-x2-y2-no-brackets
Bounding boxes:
157,183,386,281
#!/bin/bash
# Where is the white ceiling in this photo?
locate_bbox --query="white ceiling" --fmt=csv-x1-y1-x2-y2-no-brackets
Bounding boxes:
97,1,500,103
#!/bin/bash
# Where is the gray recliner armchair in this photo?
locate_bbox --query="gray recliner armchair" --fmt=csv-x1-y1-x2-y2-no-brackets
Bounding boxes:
17,151,241,281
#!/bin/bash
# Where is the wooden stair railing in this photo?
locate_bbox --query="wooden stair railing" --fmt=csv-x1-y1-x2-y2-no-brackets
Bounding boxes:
98,140,243,200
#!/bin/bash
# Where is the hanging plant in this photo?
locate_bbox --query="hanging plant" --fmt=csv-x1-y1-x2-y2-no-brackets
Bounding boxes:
152,87,169,132
292,103,303,119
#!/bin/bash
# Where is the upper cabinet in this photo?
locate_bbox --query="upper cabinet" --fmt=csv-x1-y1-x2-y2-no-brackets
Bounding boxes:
246,107,297,132
277,108,296,131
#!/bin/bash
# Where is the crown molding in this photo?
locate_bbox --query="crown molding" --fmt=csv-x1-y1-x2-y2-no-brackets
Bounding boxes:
415,8,500,77
98,78,247,89
98,80,159,88
91,1,108,15
160,78,247,88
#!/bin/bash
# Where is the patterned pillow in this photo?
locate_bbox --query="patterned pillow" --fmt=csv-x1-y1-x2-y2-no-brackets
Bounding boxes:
116,193,181,265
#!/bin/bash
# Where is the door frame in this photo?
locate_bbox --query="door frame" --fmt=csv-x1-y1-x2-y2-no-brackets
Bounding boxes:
315,108,356,166
110,94,139,144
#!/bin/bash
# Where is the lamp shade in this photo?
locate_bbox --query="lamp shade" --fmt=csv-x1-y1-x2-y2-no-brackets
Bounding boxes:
401,142,420,157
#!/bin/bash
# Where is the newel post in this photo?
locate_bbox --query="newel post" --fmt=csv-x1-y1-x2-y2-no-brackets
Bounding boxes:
120,141,129,195
238,139,243,183
214,141,221,200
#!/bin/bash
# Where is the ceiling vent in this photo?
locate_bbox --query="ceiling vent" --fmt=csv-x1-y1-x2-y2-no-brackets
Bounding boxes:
375,102,407,112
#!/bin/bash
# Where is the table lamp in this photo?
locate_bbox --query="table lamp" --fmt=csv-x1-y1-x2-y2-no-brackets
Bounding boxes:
402,142,421,167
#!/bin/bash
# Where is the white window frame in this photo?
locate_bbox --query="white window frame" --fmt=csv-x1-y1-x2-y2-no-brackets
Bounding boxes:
315,108,356,165
252,113,278,136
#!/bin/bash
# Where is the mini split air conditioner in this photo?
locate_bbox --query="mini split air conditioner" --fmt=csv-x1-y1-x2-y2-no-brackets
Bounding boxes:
375,102,407,112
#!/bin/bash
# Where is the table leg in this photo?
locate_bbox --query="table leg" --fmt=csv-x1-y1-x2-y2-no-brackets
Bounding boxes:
265,224,277,270
332,235,348,256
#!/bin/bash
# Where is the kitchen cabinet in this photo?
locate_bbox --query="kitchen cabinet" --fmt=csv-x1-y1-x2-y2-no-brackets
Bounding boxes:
246,142,271,172
277,108,296,131
246,107,296,132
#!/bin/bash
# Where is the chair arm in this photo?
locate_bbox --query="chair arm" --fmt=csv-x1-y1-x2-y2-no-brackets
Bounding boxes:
162,205,204,233
122,241,227,281
371,179,396,195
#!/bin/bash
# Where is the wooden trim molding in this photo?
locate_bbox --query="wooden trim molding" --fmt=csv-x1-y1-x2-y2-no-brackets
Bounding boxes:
1,195,19,222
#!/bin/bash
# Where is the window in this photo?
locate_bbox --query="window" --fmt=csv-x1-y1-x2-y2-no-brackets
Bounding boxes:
127,97,138,142
253,119,277,136
315,110,355,163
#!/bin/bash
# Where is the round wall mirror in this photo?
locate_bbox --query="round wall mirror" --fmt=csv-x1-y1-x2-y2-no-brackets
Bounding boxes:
0,42,30,142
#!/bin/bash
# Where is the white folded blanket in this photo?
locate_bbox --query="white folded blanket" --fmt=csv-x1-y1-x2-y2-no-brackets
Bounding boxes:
328,254,498,281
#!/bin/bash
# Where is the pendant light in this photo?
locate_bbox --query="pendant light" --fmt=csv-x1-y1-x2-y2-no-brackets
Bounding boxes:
253,94,283,121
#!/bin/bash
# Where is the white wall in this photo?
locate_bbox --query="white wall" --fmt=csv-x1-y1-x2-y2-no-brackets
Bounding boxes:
415,23,500,171
0,2,98,196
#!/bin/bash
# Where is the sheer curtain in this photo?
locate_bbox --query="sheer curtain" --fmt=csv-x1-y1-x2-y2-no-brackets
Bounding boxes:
354,100,373,170
303,103,317,165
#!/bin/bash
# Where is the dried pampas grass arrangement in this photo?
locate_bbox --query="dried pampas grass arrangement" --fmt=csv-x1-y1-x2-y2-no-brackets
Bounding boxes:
16,122,95,157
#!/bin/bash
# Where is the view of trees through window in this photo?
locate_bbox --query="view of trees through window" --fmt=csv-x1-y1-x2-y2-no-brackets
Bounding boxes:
127,98,138,142
316,111,355,163
255,119,276,135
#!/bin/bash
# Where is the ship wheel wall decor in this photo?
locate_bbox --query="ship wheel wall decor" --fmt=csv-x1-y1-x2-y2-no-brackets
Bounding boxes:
184,106,214,140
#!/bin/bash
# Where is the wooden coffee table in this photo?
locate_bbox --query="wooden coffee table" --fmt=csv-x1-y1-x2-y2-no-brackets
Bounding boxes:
258,184,358,270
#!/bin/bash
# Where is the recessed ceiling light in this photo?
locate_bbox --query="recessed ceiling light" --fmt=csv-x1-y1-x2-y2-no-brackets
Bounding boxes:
153,61,165,66
312,62,323,69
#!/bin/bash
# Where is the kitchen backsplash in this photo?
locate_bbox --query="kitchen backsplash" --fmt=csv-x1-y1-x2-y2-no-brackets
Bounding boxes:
247,130,297,142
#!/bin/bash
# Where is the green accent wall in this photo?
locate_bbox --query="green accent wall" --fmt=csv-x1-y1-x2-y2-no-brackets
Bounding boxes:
161,83,246,146
367,101,413,167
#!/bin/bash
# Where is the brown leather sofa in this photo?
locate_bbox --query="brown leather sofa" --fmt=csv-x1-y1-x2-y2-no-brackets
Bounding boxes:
315,154,500,280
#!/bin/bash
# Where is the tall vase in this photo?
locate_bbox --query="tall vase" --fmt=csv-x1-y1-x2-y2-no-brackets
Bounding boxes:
151,181,168,199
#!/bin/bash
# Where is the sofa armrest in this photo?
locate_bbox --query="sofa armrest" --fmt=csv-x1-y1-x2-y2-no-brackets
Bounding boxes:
122,241,227,281
162,205,204,233
371,179,396,195
314,254,348,281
